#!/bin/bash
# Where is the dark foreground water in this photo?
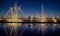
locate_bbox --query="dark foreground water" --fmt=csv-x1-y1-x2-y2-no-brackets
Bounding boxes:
0,23,60,36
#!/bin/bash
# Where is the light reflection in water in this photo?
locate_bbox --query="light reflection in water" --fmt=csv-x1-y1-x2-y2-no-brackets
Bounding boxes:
0,23,60,36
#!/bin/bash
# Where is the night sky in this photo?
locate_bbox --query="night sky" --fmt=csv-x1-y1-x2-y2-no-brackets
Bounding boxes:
0,0,60,17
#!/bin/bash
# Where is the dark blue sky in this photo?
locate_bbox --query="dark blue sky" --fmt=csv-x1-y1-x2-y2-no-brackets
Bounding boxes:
0,0,60,17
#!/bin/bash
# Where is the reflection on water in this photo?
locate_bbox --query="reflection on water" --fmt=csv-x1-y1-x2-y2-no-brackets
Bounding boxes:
0,23,60,36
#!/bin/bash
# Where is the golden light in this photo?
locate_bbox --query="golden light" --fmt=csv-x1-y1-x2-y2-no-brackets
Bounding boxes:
41,24,45,28
52,17,57,22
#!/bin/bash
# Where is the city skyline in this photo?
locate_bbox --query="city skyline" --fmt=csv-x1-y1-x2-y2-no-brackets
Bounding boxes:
0,0,60,17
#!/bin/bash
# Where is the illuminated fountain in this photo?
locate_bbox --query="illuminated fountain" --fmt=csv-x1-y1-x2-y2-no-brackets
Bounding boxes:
2,3,59,36
40,4,47,35
4,3,25,36
39,4,57,35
